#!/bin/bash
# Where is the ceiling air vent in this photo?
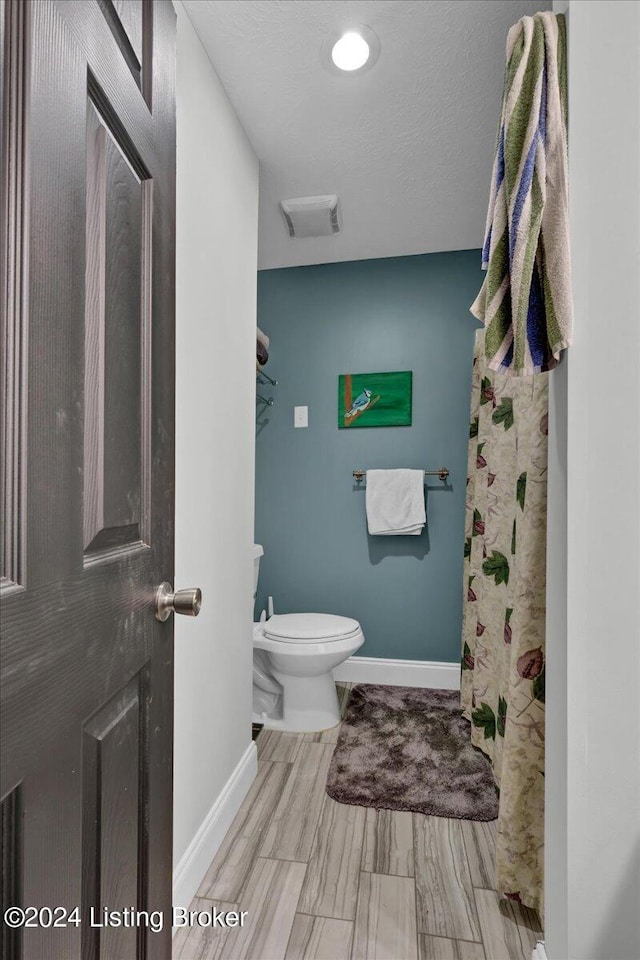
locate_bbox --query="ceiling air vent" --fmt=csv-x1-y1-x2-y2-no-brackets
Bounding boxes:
280,195,341,239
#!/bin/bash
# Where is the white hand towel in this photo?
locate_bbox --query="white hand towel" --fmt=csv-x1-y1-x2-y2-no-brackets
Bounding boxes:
365,469,426,536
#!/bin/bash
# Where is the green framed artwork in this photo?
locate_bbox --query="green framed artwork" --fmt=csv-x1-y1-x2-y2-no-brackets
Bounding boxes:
338,370,412,428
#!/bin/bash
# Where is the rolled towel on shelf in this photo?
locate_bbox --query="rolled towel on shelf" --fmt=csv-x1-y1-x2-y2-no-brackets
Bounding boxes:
365,469,426,536
256,338,269,367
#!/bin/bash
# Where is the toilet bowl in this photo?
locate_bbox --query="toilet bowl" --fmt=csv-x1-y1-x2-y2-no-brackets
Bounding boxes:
252,546,364,732
253,613,364,732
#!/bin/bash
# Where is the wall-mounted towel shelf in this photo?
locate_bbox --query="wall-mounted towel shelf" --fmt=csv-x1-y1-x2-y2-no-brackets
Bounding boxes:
256,367,278,407
353,467,449,483
257,370,278,387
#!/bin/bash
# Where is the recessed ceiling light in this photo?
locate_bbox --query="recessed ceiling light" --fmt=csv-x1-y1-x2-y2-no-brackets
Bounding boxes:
321,25,380,77
331,32,370,72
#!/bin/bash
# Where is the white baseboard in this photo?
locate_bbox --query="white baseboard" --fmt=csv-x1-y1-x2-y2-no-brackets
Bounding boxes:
333,656,461,690
172,740,257,912
532,941,548,960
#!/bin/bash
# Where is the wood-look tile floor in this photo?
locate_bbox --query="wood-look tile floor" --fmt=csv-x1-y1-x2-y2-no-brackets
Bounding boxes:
174,684,542,960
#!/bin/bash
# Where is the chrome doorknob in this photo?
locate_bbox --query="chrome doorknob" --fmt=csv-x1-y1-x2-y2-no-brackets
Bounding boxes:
155,583,202,622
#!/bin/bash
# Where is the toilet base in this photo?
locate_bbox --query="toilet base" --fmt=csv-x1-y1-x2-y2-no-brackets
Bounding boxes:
252,712,340,734
254,670,341,733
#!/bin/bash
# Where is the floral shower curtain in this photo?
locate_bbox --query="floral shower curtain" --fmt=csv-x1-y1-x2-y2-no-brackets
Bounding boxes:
461,329,548,912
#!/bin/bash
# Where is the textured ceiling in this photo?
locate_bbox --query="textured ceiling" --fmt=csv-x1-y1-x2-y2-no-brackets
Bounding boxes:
182,0,548,270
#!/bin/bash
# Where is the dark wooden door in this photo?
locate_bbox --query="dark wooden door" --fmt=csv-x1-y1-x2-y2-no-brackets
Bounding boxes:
1,1,176,957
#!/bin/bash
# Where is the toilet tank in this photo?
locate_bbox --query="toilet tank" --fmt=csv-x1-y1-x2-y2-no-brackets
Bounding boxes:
253,544,264,599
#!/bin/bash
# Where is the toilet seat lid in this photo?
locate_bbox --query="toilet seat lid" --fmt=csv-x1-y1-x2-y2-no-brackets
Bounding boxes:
263,613,361,644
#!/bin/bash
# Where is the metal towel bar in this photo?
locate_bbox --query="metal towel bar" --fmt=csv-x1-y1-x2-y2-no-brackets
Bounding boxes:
352,467,449,483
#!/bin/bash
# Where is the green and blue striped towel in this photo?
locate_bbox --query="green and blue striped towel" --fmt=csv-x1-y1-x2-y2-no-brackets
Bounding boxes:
471,12,572,376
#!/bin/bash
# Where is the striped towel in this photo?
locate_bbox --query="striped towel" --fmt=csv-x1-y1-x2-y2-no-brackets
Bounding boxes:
471,12,572,376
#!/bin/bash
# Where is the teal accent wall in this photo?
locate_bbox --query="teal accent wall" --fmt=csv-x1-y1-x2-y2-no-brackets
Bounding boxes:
255,251,481,663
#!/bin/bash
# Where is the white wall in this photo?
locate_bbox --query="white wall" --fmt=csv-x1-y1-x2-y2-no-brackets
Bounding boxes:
544,331,568,957
173,1,259,906
546,3,640,958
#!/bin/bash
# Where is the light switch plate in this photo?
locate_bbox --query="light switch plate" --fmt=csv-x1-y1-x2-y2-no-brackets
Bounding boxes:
294,406,308,428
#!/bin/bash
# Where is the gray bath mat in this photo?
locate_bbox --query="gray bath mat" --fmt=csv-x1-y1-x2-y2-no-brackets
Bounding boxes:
326,684,498,821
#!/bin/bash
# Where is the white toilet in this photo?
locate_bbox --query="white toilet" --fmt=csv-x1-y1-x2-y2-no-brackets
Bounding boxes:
252,544,364,732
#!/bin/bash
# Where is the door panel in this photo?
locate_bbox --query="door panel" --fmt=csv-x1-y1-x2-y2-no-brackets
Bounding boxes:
82,668,149,960
1,784,22,960
98,0,149,99
0,0,27,593
109,0,144,67
0,1,175,957
84,94,152,558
